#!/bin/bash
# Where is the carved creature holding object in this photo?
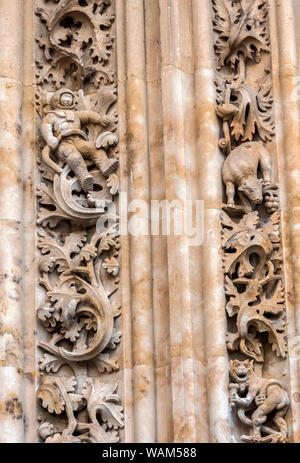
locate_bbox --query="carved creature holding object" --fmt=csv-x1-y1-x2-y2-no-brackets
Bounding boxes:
40,88,118,192
229,360,289,443
222,141,274,208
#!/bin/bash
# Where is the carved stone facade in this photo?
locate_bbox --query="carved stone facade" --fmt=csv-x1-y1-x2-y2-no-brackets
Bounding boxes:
35,0,124,443
1,0,300,444
212,0,289,443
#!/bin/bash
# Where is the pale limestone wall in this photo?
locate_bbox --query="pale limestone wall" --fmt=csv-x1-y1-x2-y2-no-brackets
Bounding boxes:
0,0,299,443
293,0,300,70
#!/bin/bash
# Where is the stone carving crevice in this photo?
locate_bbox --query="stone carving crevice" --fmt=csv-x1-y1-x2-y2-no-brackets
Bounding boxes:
212,0,289,443
35,0,123,443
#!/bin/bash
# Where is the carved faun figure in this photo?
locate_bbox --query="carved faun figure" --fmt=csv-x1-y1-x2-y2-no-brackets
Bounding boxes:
229,360,289,443
222,141,272,207
40,88,119,192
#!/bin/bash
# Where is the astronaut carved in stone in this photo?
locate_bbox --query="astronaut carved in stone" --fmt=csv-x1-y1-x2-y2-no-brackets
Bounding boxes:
40,88,119,192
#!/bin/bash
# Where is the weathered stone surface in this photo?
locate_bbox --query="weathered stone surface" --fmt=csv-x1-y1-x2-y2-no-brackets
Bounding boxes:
0,0,299,444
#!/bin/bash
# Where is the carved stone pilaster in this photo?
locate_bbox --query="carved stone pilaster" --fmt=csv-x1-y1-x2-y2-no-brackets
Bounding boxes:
212,0,290,443
34,0,123,443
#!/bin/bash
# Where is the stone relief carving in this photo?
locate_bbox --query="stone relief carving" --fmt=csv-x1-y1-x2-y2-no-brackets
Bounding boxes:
35,0,123,443
222,210,286,363
35,0,115,98
38,377,124,443
229,360,289,443
212,0,269,72
40,88,118,191
37,226,121,365
37,86,119,227
212,0,289,443
222,141,279,213
215,74,274,154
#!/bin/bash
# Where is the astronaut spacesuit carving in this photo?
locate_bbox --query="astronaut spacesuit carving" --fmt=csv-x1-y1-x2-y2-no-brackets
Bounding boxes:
40,88,118,192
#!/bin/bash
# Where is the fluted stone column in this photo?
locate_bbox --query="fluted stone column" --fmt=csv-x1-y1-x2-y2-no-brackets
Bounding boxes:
22,0,36,443
119,0,232,443
116,0,135,444
144,0,173,443
124,0,157,443
193,0,231,443
275,0,300,442
0,0,25,443
0,0,300,444
158,0,209,443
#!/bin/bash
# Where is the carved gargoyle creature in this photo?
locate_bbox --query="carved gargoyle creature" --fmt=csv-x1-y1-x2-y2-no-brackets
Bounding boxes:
229,359,289,443
222,141,276,209
40,88,118,192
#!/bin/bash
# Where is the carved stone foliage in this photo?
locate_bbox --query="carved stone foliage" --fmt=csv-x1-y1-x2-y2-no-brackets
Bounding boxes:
35,0,123,443
35,0,115,102
213,0,274,154
212,0,289,443
212,0,269,71
38,377,124,443
215,74,274,153
222,210,286,363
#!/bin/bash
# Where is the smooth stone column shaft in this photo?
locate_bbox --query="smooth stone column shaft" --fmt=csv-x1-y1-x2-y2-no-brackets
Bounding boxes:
116,0,135,444
125,0,156,443
192,0,231,443
22,0,37,443
159,0,205,443
144,0,173,443
0,0,24,443
276,0,300,442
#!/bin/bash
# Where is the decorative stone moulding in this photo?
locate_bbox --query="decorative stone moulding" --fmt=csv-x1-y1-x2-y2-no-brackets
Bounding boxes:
0,0,295,444
35,0,123,443
212,0,289,443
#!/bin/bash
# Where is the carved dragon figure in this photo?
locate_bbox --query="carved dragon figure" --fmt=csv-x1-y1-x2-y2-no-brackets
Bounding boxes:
222,210,287,362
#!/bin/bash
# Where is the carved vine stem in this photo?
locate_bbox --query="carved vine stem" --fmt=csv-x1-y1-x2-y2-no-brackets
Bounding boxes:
35,0,123,443
212,0,289,443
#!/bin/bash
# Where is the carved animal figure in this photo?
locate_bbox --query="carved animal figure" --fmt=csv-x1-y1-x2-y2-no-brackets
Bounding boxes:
229,359,289,443
40,88,118,192
222,141,272,207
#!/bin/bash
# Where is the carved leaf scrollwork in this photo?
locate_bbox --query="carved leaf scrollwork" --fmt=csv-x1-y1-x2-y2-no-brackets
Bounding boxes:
38,376,124,443
36,0,115,95
222,210,287,363
212,0,289,443
212,0,269,70
36,0,123,443
216,75,274,144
